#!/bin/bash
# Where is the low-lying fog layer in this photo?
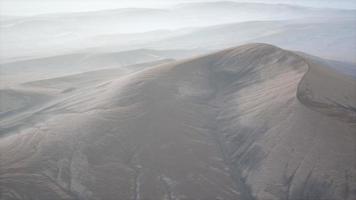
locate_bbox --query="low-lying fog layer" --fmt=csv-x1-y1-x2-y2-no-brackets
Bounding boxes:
1,2,355,63
1,0,356,16
0,1,355,200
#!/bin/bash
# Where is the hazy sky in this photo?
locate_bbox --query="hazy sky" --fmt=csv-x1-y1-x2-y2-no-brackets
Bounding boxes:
1,0,355,16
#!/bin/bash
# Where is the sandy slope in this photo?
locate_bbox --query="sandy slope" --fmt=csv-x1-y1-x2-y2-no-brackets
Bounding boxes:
0,44,355,200
0,60,172,136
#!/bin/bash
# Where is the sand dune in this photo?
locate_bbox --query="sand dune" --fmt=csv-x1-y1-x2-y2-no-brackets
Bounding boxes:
0,49,197,87
0,60,172,137
24,60,172,92
1,44,355,200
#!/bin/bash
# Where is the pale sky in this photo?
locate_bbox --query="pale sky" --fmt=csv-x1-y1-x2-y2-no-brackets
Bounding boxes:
1,0,355,16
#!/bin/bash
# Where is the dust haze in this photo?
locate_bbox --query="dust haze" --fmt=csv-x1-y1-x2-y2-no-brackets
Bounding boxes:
0,1,355,200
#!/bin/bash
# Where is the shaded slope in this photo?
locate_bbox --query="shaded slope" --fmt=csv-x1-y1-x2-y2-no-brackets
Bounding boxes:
297,56,356,122
0,89,52,119
0,44,355,200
